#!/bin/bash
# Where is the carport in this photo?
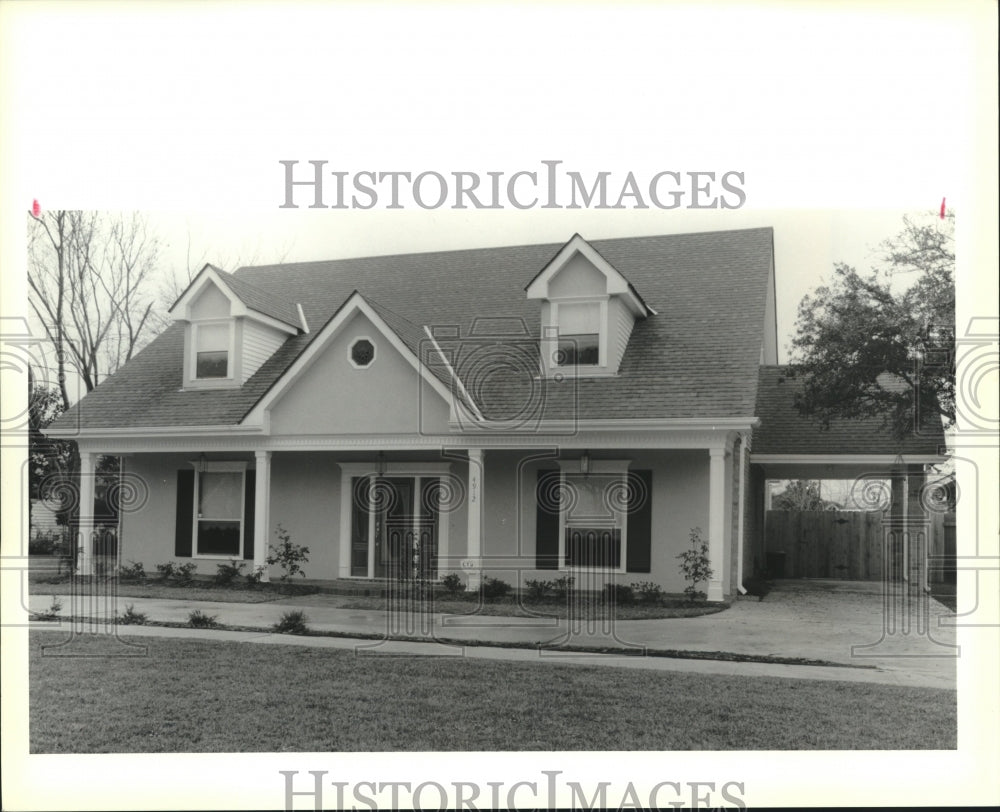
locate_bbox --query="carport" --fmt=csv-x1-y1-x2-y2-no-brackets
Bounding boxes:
748,368,950,590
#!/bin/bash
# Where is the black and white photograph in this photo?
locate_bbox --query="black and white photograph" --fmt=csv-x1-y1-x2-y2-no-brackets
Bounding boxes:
1,2,997,810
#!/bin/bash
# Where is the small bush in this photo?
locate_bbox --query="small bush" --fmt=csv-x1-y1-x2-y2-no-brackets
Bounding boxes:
174,562,197,583
272,610,309,635
118,560,147,581
630,581,665,604
524,579,554,601
33,597,63,621
440,572,465,595
187,609,218,628
267,524,310,581
552,575,575,601
246,565,266,586
480,576,511,600
603,583,635,605
214,560,246,586
29,530,66,556
677,527,713,602
154,561,175,581
118,604,148,625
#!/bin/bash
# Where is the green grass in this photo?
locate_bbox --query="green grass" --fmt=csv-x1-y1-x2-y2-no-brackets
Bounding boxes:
29,631,956,752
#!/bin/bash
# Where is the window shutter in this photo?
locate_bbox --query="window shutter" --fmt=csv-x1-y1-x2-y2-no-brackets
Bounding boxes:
535,470,561,569
175,469,194,557
626,470,653,573
243,474,255,561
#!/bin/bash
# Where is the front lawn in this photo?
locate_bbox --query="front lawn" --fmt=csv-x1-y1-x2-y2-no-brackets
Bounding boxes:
29,631,956,752
29,573,318,604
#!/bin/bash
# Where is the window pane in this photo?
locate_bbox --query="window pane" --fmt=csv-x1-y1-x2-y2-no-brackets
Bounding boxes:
196,350,228,378
565,528,621,568
559,302,600,334
198,323,229,352
555,334,599,366
200,471,242,519
198,521,240,556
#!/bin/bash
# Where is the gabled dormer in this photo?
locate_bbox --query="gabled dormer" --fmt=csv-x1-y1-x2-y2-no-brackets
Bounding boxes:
526,234,651,377
168,264,305,390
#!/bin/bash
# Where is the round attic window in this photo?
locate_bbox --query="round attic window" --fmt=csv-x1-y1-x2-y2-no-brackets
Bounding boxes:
349,337,376,368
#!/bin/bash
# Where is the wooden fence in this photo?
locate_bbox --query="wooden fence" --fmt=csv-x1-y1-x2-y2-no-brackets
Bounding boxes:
765,509,956,581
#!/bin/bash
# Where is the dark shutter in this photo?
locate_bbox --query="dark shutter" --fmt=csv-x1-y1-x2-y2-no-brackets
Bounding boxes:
243,474,256,561
626,469,653,573
351,477,370,576
535,470,561,569
175,469,195,557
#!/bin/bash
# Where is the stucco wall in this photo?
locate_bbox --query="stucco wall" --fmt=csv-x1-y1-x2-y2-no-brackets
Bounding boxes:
268,311,452,435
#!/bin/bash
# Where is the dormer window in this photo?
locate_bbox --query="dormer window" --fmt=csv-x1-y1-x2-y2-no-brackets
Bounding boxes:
526,234,651,379
553,301,602,367
194,322,232,379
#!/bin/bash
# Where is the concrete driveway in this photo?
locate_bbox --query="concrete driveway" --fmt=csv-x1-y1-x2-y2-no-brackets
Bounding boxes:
27,579,957,689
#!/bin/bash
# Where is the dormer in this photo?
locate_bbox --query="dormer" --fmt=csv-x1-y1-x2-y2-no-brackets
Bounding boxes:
526,234,651,377
168,264,305,390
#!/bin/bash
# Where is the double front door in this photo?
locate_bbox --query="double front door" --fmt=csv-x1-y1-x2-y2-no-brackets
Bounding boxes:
350,476,440,580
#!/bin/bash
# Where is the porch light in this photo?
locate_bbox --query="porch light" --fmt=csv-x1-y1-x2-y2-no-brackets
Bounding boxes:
580,450,591,475
376,451,387,476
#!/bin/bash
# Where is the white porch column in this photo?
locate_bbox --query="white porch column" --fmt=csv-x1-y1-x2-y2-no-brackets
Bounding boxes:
707,446,727,602
77,450,96,576
466,448,483,590
254,450,271,583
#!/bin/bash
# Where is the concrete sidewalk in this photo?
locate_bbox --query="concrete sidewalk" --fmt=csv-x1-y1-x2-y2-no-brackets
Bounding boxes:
26,580,958,689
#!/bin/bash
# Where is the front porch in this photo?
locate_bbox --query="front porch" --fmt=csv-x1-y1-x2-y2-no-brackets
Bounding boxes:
71,436,748,600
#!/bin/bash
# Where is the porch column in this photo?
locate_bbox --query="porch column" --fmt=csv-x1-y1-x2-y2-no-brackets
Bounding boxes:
254,450,271,583
77,450,96,576
466,448,483,590
707,447,727,602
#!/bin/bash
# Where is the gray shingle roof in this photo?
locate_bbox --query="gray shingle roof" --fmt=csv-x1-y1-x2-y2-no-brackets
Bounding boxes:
752,366,945,456
213,268,302,329
49,227,776,431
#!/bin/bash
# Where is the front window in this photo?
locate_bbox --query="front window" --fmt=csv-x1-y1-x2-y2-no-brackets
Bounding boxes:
561,471,626,570
554,301,601,367
196,469,243,556
195,322,230,379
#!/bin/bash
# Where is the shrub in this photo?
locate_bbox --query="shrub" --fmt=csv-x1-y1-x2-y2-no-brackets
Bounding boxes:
267,524,310,581
246,565,267,586
272,610,309,635
174,562,197,583
480,576,511,600
677,527,713,601
440,572,465,595
118,560,147,581
118,604,148,625
214,559,246,586
33,597,63,621
552,575,575,601
154,561,175,580
603,583,635,605
29,529,66,556
630,581,665,604
524,579,554,601
187,609,218,628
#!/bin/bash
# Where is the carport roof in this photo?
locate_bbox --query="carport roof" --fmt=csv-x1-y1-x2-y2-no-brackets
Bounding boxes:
753,366,946,457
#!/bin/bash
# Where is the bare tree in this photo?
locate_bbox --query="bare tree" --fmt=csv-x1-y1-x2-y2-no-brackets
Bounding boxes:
28,210,161,409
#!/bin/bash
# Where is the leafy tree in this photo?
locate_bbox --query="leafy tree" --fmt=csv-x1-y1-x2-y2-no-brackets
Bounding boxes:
771,480,841,511
789,212,954,438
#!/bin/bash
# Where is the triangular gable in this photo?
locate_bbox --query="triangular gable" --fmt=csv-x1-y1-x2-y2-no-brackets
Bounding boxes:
242,291,478,428
525,234,651,316
168,263,303,334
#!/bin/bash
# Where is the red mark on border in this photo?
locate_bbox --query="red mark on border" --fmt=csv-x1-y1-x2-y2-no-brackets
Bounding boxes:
31,199,41,217
940,197,946,219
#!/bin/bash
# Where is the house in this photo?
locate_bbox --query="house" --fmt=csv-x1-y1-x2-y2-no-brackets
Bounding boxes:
44,227,947,599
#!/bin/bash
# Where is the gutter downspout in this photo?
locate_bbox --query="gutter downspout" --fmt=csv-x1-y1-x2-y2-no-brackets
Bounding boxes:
737,431,749,595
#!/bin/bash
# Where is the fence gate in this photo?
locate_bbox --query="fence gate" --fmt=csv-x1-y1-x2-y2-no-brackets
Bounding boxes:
764,510,886,580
